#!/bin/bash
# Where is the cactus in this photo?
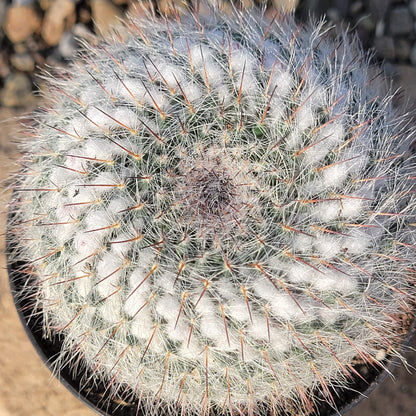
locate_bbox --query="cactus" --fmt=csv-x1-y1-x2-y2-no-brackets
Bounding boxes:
8,5,416,416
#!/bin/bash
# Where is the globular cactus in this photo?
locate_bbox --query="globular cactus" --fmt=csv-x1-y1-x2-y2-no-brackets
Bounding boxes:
8,4,416,416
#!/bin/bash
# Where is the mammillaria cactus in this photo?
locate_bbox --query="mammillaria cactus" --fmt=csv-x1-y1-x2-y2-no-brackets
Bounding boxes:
8,3,416,416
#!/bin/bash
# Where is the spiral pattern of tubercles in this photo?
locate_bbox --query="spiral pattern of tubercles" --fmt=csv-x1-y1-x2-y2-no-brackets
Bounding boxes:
10,8,416,416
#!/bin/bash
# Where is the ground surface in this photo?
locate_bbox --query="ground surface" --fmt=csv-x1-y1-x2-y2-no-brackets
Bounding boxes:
1,1,416,416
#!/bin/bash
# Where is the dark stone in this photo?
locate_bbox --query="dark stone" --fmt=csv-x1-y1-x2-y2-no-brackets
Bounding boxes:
388,6,414,36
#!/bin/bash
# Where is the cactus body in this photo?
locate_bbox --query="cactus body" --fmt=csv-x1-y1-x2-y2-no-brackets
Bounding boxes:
9,7,416,416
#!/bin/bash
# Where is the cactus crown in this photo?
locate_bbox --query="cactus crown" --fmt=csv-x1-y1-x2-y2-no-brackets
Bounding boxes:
9,5,416,416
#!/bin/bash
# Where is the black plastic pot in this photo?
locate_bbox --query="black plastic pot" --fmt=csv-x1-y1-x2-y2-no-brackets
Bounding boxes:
7,244,415,416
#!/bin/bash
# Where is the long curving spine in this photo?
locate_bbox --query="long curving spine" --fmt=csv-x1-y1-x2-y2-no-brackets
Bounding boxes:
8,5,416,416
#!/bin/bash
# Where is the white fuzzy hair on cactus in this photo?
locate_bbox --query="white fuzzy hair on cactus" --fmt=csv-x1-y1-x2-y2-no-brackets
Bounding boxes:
8,2,416,416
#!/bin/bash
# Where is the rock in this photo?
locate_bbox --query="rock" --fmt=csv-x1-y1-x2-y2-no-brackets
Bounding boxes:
72,23,95,41
272,0,299,12
158,0,189,15
332,0,350,18
350,1,363,15
10,53,35,72
388,6,414,37
374,36,395,61
14,43,27,54
410,0,416,17
368,0,389,20
0,51,10,78
78,7,91,24
410,43,416,66
357,15,376,32
326,7,341,23
127,1,154,19
0,0,6,27
375,19,385,38
382,61,397,78
4,5,41,43
394,65,416,108
395,39,412,62
0,73,33,108
42,0,76,46
90,0,123,36
38,0,52,11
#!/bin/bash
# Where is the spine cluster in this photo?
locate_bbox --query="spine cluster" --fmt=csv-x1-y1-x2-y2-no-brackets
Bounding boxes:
9,6,416,416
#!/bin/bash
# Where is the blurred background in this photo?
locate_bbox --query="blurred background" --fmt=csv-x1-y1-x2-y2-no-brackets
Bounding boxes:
0,0,415,415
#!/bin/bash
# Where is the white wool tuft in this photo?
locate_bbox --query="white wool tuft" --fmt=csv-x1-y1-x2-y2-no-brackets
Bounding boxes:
113,107,139,129
269,293,305,321
73,230,102,254
292,234,314,254
304,141,331,164
51,221,78,246
270,328,291,353
79,88,105,107
200,315,224,340
342,230,373,254
252,277,277,301
340,197,365,219
194,296,215,316
66,116,89,138
322,165,348,188
74,270,93,298
313,235,341,259
248,313,269,340
165,319,188,343
308,86,327,109
123,290,146,318
108,198,129,214
181,82,202,102
155,294,180,322
64,151,87,172
231,49,256,73
189,43,211,67
319,307,344,324
117,78,147,103
285,128,302,150
137,248,157,272
268,95,285,121
319,123,345,145
313,271,357,294
86,172,121,197
84,209,112,232
86,107,116,130
100,295,122,323
227,299,251,322
312,201,341,222
269,70,293,98
287,265,315,284
296,104,316,132
130,310,155,340
83,138,117,160
153,270,175,291
95,253,125,297
179,338,204,360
